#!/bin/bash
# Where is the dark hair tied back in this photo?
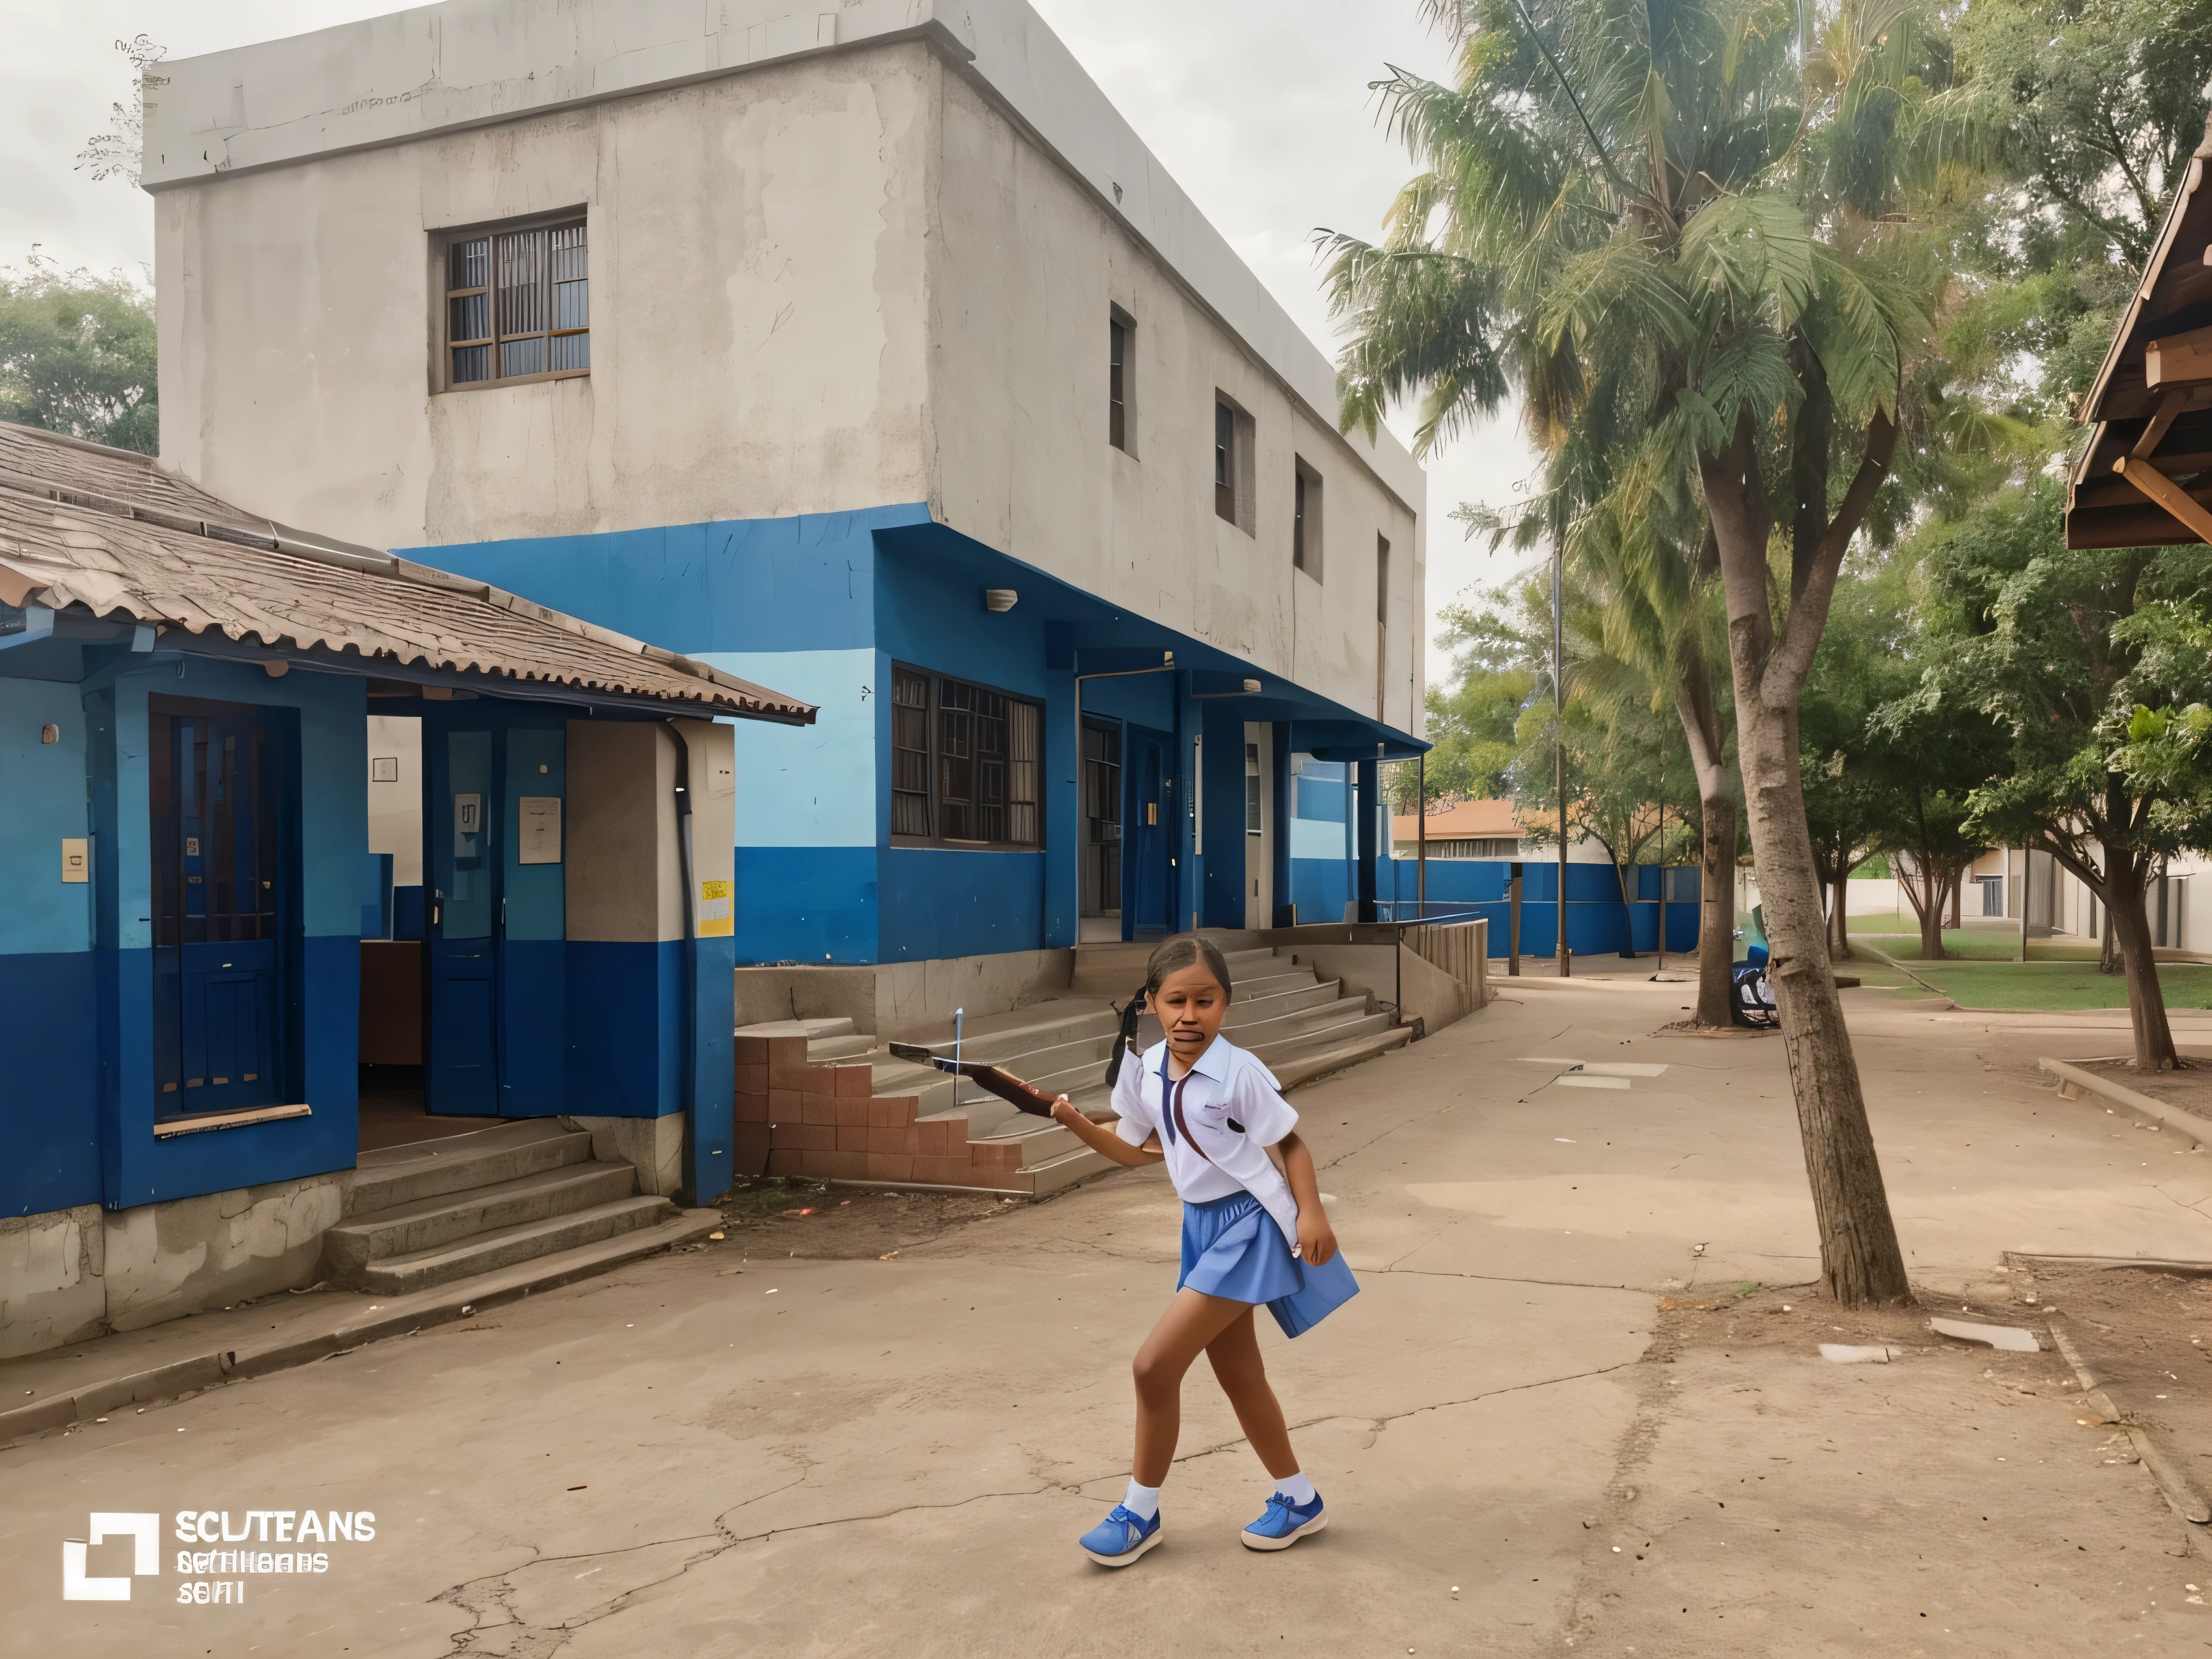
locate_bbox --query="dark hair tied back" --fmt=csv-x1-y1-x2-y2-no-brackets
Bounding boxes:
1102,934,1233,1088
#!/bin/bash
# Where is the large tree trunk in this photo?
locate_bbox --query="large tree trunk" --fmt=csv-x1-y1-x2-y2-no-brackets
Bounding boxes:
1830,871,1854,961
1703,410,1911,1310
1676,665,1736,1027
1918,869,1947,961
2105,848,2180,1071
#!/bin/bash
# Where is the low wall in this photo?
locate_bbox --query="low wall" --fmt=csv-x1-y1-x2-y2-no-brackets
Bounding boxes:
734,946,1076,1036
1263,921,1486,1035
1,1172,346,1360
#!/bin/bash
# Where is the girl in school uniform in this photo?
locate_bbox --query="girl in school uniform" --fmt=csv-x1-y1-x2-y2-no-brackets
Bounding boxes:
1046,933,1356,1567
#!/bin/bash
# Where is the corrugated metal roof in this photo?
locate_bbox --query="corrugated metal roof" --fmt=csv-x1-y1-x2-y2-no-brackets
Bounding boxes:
0,421,815,723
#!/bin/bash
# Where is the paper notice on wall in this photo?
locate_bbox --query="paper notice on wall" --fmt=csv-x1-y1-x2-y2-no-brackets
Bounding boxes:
697,878,733,938
517,796,562,864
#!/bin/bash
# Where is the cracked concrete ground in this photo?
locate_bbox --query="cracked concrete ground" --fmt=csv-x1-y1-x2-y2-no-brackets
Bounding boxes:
8,977,2212,1656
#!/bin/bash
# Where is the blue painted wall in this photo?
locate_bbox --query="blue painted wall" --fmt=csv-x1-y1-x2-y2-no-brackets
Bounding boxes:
0,679,99,1214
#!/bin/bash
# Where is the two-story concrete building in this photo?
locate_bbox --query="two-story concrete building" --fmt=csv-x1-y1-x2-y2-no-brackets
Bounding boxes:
144,0,1426,1033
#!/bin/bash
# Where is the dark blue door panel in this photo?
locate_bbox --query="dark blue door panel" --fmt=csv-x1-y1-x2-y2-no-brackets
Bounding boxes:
150,707,287,1115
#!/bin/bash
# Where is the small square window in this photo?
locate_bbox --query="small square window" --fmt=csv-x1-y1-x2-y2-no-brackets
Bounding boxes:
1214,394,1255,535
439,216,589,390
370,756,400,783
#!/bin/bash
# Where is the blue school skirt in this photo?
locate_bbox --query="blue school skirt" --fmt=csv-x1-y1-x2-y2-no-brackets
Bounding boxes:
1178,1192,1363,1337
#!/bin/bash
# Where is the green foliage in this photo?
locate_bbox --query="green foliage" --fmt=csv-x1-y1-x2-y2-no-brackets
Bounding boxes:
1882,476,2212,885
0,255,157,454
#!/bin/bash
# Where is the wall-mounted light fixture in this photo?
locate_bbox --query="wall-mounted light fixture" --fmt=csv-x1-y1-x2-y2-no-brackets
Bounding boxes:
983,589,1019,613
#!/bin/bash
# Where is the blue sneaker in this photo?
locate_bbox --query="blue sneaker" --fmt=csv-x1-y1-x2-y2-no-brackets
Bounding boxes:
1079,1503,1163,1567
1240,1490,1326,1550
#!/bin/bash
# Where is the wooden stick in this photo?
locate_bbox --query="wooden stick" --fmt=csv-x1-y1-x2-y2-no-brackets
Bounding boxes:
2113,455,2212,544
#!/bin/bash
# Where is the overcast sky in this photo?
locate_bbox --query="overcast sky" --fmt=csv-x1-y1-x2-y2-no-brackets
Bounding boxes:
1,0,1539,649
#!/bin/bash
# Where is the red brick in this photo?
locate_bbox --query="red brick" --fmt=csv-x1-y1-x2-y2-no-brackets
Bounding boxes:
736,1063,768,1096
918,1122,950,1155
765,1149,802,1177
813,1150,867,1181
866,1152,915,1182
766,1034,809,1068
800,1063,837,1096
834,1096,869,1127
835,1124,869,1152
834,1064,873,1097
866,1098,894,1129
801,1092,839,1125
776,1122,834,1152
734,1035,770,1065
736,1092,772,1124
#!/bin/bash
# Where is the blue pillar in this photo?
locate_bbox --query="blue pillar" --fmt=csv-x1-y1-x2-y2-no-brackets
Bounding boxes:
1172,672,1198,933
1355,755,1379,922
1270,723,1293,926
1200,704,1246,929
686,934,735,1203
1043,670,1077,949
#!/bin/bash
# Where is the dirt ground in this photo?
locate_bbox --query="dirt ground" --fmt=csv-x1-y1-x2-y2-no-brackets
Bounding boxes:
1564,1280,2211,1655
714,1178,1023,1259
2079,1054,2212,1122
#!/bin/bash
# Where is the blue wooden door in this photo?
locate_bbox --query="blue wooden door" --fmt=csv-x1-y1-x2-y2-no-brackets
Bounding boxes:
1124,727,1172,935
424,718,567,1116
427,726,498,1114
151,709,283,1113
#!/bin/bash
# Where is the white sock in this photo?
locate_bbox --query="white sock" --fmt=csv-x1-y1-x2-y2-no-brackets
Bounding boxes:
1275,1471,1317,1505
1122,1479,1161,1521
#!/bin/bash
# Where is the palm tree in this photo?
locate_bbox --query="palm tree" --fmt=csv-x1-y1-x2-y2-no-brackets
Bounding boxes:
1326,0,1950,1307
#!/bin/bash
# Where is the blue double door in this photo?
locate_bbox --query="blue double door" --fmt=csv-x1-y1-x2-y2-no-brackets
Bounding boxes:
423,710,567,1117
150,699,291,1113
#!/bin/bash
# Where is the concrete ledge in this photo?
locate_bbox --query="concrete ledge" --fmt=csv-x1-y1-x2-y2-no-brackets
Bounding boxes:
2037,1057,2212,1148
0,1207,721,1450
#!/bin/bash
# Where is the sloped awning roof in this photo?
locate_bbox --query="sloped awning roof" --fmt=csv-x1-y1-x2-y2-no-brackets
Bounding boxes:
2067,117,2212,551
0,421,814,723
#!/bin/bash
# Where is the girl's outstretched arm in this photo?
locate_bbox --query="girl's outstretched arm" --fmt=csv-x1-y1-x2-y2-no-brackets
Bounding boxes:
1275,1132,1338,1265
1050,1095,1164,1166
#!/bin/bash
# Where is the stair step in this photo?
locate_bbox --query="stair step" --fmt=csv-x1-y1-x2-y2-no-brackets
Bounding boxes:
325,1161,639,1274
735,1016,857,1040
806,1033,875,1062
1270,1026,1414,1090
1018,1144,1121,1194
354,1195,677,1294
345,1121,591,1217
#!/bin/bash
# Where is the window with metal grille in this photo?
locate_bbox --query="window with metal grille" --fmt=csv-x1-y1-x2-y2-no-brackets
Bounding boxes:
1109,316,1129,451
891,665,1042,848
1215,401,1236,523
891,667,933,837
1245,742,1263,834
443,218,589,389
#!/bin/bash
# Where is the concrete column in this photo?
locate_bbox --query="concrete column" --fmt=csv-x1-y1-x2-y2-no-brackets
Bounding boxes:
671,719,735,1204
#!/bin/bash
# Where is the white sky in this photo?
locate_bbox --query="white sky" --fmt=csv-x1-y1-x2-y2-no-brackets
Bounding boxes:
0,0,1540,651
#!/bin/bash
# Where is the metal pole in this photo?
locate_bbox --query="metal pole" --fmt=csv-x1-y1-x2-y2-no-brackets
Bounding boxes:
1655,754,1665,973
2020,846,2030,962
1553,534,1569,979
1417,753,1427,919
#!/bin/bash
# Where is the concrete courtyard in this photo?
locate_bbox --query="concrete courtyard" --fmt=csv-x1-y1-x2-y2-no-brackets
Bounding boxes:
8,975,2212,1656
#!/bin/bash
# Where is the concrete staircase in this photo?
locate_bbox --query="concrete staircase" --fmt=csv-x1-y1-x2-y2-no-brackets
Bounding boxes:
736,945,1412,1198
326,1121,721,1294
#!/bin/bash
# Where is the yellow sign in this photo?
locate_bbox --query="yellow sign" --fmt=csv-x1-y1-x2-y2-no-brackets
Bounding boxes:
697,878,733,938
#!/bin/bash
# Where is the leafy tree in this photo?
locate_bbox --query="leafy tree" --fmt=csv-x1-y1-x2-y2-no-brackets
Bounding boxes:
1325,0,1959,1306
0,255,157,454
1885,478,2205,1069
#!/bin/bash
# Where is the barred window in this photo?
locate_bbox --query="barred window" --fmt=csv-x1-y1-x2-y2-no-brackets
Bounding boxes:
442,218,589,389
889,664,1041,848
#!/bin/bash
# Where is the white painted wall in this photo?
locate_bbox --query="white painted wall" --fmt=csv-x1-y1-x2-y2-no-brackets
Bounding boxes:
147,0,1427,736
365,713,423,886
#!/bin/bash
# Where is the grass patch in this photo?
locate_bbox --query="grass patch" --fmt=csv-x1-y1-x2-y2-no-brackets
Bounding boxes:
1849,928,2099,962
1853,957,2212,1011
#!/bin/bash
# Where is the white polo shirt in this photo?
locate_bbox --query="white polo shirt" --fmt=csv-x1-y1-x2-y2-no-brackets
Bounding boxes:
1112,1035,1303,1250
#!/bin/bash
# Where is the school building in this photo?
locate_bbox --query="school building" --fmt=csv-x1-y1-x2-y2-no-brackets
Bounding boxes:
141,0,1429,1036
